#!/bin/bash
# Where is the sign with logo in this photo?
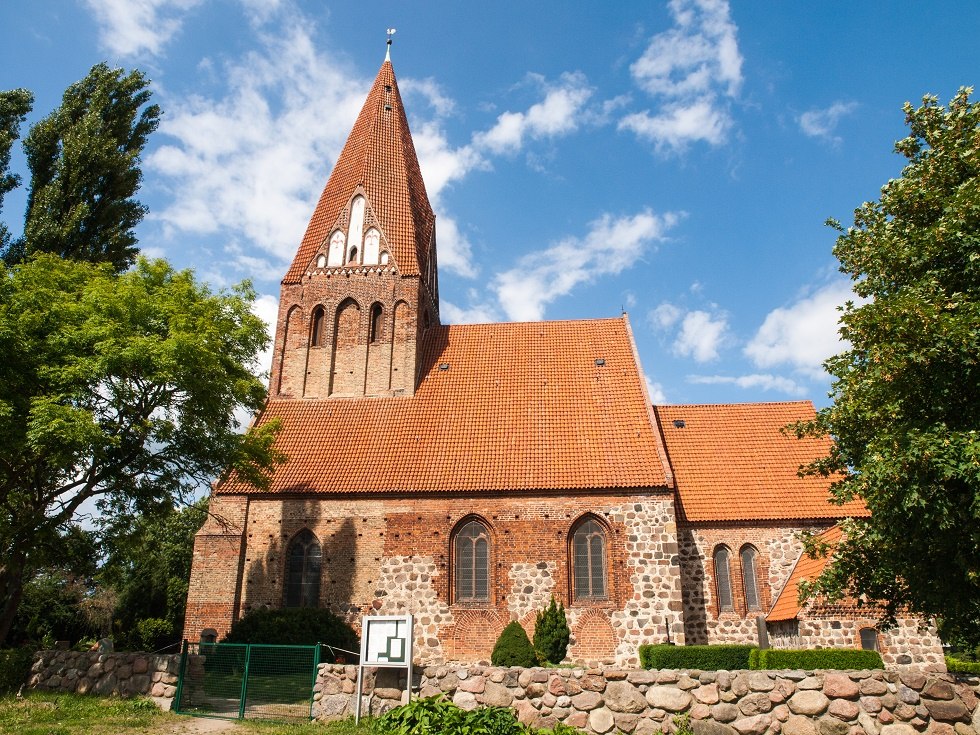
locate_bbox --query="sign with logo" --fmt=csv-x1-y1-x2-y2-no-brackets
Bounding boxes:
355,614,414,723
361,615,412,666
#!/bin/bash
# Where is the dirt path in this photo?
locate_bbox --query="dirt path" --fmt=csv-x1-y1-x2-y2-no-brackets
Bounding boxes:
153,714,243,733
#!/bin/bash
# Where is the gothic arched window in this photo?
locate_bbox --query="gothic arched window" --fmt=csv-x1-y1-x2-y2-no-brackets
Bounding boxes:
310,306,325,347
714,546,733,612
571,517,607,600
740,545,761,611
284,529,321,608
370,303,384,343
454,520,490,602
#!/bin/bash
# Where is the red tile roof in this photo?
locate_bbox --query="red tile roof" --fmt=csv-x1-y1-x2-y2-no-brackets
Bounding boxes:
283,60,434,284
653,402,867,522
767,524,842,622
221,317,671,494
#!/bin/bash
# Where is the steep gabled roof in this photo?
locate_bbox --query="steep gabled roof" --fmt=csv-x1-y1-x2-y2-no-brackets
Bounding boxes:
221,317,670,494
283,59,434,283
767,524,842,622
654,402,868,522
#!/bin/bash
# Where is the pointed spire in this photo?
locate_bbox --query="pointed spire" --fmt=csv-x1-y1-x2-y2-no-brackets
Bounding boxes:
284,51,435,285
385,27,395,61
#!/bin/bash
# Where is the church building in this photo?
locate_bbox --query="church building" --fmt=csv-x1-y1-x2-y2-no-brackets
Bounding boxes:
183,51,944,669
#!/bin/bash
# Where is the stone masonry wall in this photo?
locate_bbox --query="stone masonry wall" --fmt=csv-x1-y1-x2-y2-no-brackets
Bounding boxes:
314,664,980,735
28,651,181,702
679,522,830,646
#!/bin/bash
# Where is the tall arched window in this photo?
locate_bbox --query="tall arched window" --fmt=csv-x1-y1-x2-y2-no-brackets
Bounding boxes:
310,306,325,347
369,303,384,343
740,545,761,611
572,517,607,600
284,529,321,608
714,546,733,612
454,520,490,602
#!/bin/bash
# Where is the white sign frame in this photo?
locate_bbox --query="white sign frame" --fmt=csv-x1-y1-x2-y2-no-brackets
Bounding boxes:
355,614,414,723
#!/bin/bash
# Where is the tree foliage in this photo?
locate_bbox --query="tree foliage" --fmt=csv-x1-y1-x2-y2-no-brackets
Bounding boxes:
0,254,282,645
490,621,537,667
99,499,208,651
799,87,980,644
533,597,570,664
1,63,159,271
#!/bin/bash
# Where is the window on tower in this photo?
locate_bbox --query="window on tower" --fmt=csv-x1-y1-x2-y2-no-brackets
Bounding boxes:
284,529,322,608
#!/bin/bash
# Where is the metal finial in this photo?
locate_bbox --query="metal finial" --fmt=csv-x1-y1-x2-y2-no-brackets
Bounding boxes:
386,28,396,60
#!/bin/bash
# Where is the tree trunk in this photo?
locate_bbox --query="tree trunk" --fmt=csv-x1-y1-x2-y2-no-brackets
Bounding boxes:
0,550,27,646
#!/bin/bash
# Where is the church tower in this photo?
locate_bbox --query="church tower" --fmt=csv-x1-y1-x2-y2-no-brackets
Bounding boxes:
269,49,439,399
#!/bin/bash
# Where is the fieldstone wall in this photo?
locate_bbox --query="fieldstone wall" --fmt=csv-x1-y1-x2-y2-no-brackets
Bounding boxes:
314,664,980,735
28,650,181,702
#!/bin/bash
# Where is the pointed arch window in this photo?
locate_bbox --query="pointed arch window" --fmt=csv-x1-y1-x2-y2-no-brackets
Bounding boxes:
454,520,490,602
284,529,321,608
572,517,607,600
714,546,733,612
370,303,384,343
310,306,325,347
740,545,761,611
327,231,345,267
347,246,359,264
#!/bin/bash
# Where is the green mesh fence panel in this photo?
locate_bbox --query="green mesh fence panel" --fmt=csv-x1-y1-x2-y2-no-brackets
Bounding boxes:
175,642,319,721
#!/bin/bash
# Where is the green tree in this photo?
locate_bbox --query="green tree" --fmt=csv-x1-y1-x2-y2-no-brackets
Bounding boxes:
1,63,159,271
533,597,570,664
0,254,282,645
799,87,980,645
99,499,208,651
491,621,537,667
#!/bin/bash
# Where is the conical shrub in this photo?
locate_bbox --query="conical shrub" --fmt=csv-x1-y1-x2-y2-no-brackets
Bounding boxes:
533,597,570,664
491,621,537,667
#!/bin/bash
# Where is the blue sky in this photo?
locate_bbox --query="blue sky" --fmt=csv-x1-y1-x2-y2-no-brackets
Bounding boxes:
3,0,979,407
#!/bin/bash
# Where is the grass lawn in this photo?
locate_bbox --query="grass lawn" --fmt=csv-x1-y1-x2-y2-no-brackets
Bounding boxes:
0,692,373,735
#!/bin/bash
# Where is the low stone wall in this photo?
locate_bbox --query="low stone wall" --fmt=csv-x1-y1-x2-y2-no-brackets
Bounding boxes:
28,650,181,702
316,664,980,735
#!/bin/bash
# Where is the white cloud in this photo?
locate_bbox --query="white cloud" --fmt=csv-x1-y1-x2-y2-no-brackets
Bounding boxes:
649,302,682,330
473,73,594,155
799,101,858,144
440,298,500,325
493,210,680,321
147,14,369,270
83,0,203,58
624,0,742,151
251,292,280,379
401,77,458,120
619,98,731,150
673,309,728,362
688,373,807,396
645,374,668,403
744,280,856,380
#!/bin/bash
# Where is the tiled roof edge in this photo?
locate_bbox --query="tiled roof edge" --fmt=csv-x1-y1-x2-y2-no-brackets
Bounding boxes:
622,313,673,488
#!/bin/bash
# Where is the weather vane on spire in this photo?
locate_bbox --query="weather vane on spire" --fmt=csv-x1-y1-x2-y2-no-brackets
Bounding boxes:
386,28,396,60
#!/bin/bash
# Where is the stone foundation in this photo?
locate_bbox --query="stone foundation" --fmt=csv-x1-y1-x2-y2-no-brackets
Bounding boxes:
317,665,980,735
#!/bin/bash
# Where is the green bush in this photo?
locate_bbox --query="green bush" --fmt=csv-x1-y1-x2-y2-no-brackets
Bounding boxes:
491,621,537,667
222,607,358,661
639,644,755,670
134,618,174,652
373,695,583,735
533,598,570,665
0,648,35,694
945,656,980,675
749,648,883,670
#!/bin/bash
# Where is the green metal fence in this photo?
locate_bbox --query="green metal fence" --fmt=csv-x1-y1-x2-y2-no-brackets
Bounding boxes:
174,641,320,721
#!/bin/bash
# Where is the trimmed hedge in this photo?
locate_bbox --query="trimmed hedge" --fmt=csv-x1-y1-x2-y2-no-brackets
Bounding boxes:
640,644,755,670
749,647,883,670
946,656,980,675
0,648,34,694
